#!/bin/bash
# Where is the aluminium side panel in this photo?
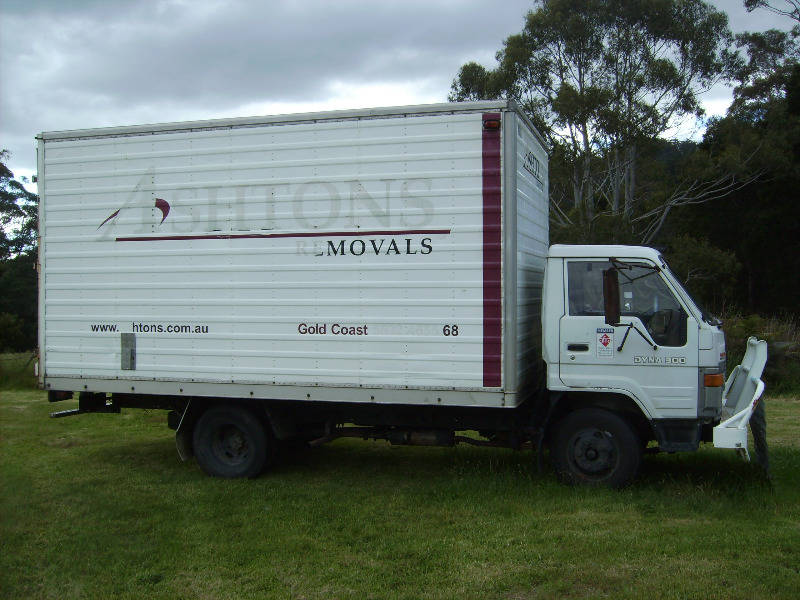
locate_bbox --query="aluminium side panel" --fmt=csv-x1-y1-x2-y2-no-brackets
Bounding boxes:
514,113,549,396
36,139,47,386
39,108,508,405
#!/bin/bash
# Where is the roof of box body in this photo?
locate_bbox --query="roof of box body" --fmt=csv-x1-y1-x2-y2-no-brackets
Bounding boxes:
549,245,663,263
36,100,545,146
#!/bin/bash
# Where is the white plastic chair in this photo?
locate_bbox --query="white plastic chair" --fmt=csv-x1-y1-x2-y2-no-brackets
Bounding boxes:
713,337,768,460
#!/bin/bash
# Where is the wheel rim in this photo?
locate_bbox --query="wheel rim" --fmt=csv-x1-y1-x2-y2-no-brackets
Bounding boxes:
567,428,618,479
211,424,251,466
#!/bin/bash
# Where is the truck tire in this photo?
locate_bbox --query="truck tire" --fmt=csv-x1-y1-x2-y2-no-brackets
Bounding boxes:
551,408,642,488
192,405,271,478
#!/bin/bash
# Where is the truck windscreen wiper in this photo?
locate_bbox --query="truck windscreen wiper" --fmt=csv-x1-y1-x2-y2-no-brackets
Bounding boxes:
610,258,660,283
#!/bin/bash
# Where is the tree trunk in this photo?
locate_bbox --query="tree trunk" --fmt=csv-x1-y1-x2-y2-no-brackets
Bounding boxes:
624,143,637,219
581,128,593,224
611,146,621,214
584,155,594,223
572,163,582,209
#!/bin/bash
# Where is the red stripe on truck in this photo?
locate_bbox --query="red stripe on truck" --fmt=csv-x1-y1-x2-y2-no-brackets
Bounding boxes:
116,229,451,242
482,113,502,388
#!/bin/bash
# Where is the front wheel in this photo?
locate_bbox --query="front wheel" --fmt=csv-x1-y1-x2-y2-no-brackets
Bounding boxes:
193,405,272,478
551,408,642,488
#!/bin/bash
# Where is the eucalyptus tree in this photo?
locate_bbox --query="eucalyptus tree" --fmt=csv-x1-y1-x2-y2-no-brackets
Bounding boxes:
449,0,736,234
0,150,39,350
744,0,800,23
0,150,37,261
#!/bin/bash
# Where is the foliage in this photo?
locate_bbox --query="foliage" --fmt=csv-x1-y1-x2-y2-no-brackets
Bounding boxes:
663,234,740,313
724,313,800,345
669,11,800,316
0,152,38,351
0,314,27,353
731,26,799,118
450,1,800,316
744,0,800,23
723,314,800,394
0,150,38,260
450,0,737,234
0,247,37,351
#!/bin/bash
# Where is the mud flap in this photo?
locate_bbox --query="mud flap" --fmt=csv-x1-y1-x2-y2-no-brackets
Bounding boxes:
175,400,194,461
713,337,768,460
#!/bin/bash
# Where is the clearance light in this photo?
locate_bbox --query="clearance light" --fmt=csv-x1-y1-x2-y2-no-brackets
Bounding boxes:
483,119,501,130
704,373,725,387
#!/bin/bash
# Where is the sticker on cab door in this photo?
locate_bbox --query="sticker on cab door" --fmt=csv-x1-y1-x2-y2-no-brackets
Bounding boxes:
596,327,614,358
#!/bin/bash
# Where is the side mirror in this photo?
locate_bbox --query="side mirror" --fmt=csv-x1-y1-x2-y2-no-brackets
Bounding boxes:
603,268,620,326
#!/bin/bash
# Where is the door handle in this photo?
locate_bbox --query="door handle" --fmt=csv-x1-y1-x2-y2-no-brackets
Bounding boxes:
567,343,589,352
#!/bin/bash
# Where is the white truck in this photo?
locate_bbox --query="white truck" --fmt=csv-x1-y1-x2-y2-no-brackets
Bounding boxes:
36,101,766,486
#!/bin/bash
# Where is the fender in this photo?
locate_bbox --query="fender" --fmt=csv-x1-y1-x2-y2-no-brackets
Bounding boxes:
593,387,654,420
543,388,657,451
546,383,655,420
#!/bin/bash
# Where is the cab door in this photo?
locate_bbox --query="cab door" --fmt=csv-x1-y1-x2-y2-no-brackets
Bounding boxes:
558,259,699,419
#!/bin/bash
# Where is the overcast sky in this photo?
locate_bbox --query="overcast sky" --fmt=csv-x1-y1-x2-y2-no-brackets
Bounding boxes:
0,0,793,181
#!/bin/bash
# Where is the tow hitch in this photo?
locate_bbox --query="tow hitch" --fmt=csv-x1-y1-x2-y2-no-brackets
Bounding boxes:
49,391,120,418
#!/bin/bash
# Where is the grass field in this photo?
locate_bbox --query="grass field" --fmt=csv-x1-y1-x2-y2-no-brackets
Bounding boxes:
1,355,799,599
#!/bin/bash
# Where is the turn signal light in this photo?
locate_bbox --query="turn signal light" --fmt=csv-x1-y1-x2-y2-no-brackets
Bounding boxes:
704,373,725,387
483,119,501,130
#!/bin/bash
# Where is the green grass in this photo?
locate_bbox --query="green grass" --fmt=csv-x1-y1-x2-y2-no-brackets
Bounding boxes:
1,382,799,600
0,352,38,391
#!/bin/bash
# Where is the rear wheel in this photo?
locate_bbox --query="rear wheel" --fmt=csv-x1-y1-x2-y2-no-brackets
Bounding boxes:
193,405,272,478
551,408,642,488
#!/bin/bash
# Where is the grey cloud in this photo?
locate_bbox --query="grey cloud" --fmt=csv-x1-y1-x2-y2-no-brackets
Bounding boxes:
0,0,132,15
1,0,795,174
1,0,531,171
39,2,516,104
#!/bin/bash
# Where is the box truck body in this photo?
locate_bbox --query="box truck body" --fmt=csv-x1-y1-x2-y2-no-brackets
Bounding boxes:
37,101,767,486
37,101,546,407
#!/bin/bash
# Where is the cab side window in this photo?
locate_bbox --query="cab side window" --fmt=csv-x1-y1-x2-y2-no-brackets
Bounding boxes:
567,261,606,316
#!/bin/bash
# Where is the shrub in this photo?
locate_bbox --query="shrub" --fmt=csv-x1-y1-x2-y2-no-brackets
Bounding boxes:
0,312,26,352
723,313,800,394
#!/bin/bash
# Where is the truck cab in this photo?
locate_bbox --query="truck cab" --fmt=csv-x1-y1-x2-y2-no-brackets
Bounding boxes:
539,245,754,484
544,243,726,426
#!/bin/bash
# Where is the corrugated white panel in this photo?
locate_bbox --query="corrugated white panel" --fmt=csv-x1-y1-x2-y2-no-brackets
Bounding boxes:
515,119,548,390
41,112,492,390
